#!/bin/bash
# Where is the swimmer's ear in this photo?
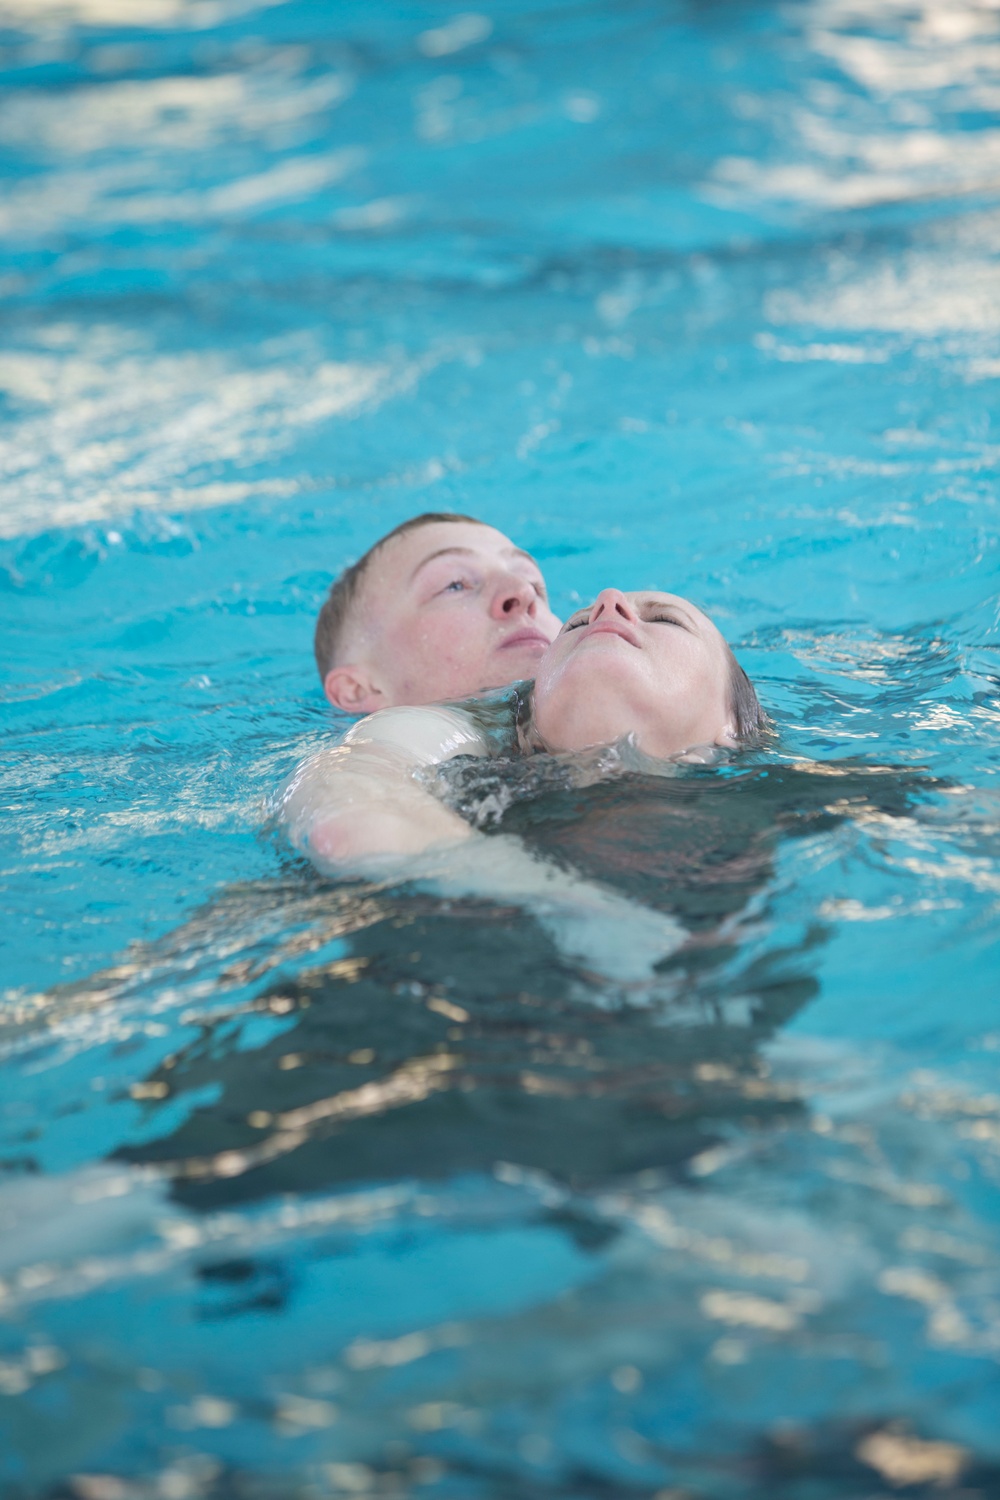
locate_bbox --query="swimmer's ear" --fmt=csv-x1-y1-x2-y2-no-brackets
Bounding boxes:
715,721,740,749
324,665,385,716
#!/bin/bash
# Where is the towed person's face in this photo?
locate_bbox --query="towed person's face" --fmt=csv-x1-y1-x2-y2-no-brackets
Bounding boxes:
348,522,561,708
531,589,736,758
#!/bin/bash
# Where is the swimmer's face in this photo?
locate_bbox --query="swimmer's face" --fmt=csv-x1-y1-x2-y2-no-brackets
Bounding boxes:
531,589,736,758
327,522,561,712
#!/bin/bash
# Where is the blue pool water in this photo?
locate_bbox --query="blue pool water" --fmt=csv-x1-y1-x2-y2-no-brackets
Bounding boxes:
2,0,999,1494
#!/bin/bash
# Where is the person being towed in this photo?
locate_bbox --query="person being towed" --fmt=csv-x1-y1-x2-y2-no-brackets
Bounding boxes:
283,539,766,981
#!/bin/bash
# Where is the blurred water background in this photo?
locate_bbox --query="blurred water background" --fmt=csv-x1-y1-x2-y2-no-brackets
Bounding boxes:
1,1,999,1496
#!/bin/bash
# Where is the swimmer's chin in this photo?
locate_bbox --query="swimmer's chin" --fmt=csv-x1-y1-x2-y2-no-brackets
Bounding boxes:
497,630,551,654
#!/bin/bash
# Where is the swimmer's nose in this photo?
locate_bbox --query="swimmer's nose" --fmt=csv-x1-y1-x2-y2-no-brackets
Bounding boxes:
491,572,538,619
589,589,639,624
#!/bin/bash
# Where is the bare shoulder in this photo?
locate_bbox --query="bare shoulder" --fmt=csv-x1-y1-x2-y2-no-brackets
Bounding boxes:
276,704,487,870
342,704,490,766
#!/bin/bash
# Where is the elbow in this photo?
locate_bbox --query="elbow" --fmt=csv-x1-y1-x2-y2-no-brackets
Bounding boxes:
304,805,472,873
306,813,365,867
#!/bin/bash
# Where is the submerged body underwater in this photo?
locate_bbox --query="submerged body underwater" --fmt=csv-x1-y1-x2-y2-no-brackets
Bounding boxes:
1,0,999,1496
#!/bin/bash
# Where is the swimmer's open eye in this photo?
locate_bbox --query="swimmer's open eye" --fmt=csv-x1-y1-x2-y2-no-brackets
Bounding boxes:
440,577,473,594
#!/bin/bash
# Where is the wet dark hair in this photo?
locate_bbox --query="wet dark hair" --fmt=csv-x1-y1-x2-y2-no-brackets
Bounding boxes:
725,646,769,742
314,511,485,683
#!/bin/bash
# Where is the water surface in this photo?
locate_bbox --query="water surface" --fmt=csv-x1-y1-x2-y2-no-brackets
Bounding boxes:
1,1,999,1495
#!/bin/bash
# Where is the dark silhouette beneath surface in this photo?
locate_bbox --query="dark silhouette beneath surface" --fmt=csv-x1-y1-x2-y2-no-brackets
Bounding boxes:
117,760,937,1212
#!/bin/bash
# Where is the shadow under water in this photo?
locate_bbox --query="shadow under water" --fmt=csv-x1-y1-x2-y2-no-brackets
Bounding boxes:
4,757,997,1500
116,759,935,1212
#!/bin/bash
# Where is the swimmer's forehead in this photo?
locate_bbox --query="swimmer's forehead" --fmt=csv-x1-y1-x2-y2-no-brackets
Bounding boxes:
365,522,543,591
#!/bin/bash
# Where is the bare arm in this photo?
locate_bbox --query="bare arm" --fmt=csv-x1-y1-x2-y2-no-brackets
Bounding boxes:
278,705,489,871
278,707,685,983
280,743,473,868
